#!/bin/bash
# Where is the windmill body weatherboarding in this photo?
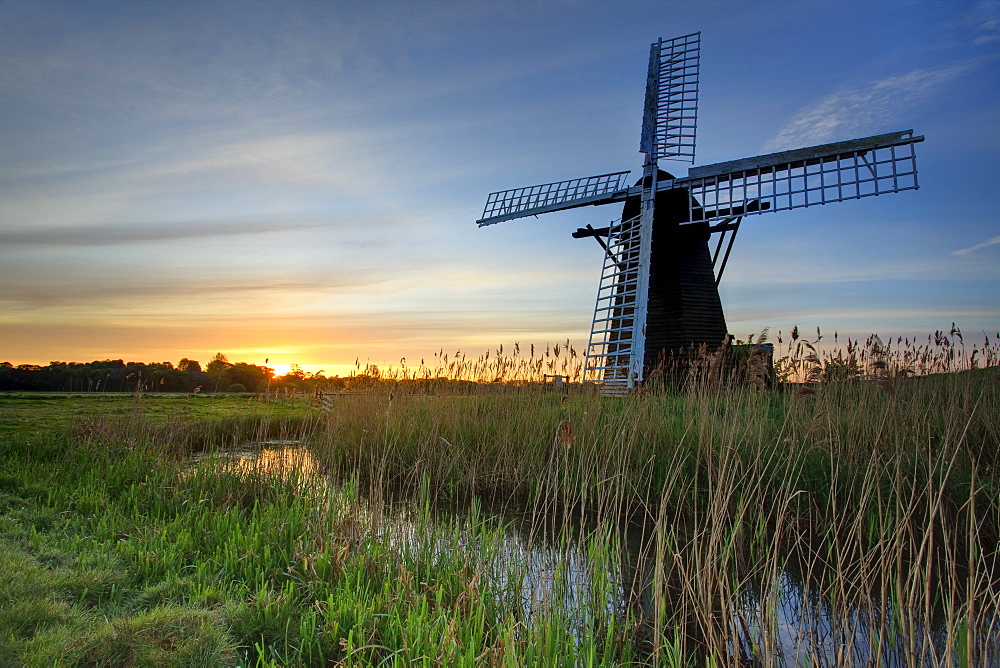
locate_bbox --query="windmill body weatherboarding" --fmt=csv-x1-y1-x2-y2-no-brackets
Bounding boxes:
476,33,924,394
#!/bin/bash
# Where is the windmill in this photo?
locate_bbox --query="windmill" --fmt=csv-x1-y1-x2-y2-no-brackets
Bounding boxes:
476,33,923,394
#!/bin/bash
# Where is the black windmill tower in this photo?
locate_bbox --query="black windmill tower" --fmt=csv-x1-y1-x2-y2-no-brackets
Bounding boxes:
476,34,923,394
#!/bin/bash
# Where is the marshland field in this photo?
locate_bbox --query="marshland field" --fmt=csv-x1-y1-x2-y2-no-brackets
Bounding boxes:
1,332,998,666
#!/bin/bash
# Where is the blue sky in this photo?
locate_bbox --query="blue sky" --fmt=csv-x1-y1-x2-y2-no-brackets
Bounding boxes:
1,0,997,374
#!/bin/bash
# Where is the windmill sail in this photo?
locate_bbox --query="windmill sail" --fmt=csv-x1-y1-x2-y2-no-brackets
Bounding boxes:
640,32,700,163
477,171,631,226
584,213,645,392
588,34,702,392
679,130,923,223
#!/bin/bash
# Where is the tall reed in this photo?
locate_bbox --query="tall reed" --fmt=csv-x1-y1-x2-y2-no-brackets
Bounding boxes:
1,333,996,664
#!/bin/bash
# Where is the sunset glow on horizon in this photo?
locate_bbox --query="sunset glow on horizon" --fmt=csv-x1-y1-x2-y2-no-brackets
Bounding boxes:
1,1,997,372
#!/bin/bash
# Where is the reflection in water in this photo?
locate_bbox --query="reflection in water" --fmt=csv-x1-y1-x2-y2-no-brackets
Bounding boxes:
198,444,1000,665
193,440,319,477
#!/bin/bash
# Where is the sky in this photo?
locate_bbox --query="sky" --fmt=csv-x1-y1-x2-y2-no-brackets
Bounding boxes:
1,0,998,376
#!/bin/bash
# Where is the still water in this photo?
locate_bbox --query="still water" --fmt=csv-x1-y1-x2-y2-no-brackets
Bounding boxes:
194,443,1000,666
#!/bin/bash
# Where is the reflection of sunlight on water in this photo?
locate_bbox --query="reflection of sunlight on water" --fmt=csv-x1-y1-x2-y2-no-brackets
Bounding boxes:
189,441,330,499
193,440,319,477
199,445,999,665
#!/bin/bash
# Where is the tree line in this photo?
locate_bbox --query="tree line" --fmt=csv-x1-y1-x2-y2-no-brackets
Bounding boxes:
0,354,345,393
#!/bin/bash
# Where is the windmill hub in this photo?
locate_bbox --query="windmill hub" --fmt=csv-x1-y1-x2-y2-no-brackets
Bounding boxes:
476,33,923,393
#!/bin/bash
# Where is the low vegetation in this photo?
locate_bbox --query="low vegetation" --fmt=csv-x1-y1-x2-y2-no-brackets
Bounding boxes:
0,332,997,665
0,354,339,394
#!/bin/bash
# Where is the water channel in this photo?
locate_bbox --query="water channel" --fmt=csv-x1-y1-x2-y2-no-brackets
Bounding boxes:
193,443,1000,665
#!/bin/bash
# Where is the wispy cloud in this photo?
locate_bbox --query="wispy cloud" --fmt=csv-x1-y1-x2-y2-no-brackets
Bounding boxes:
0,275,367,312
964,1,1000,45
952,235,1000,255
762,62,977,151
0,217,326,247
728,306,998,322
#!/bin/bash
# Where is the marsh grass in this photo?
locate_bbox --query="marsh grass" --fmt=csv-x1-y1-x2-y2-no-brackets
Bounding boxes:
0,334,998,665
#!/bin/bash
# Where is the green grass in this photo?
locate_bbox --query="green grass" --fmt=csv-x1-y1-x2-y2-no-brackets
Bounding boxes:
0,392,316,439
0,396,640,665
0,362,997,665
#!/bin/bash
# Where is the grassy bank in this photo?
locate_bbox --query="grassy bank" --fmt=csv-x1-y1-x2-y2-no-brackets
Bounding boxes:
0,365,998,665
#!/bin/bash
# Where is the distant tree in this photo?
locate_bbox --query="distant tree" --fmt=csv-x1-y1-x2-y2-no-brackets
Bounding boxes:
206,353,231,391
140,362,180,391
227,383,247,393
0,356,292,393
206,353,230,375
0,362,14,391
226,363,268,393
158,368,193,392
178,358,201,373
